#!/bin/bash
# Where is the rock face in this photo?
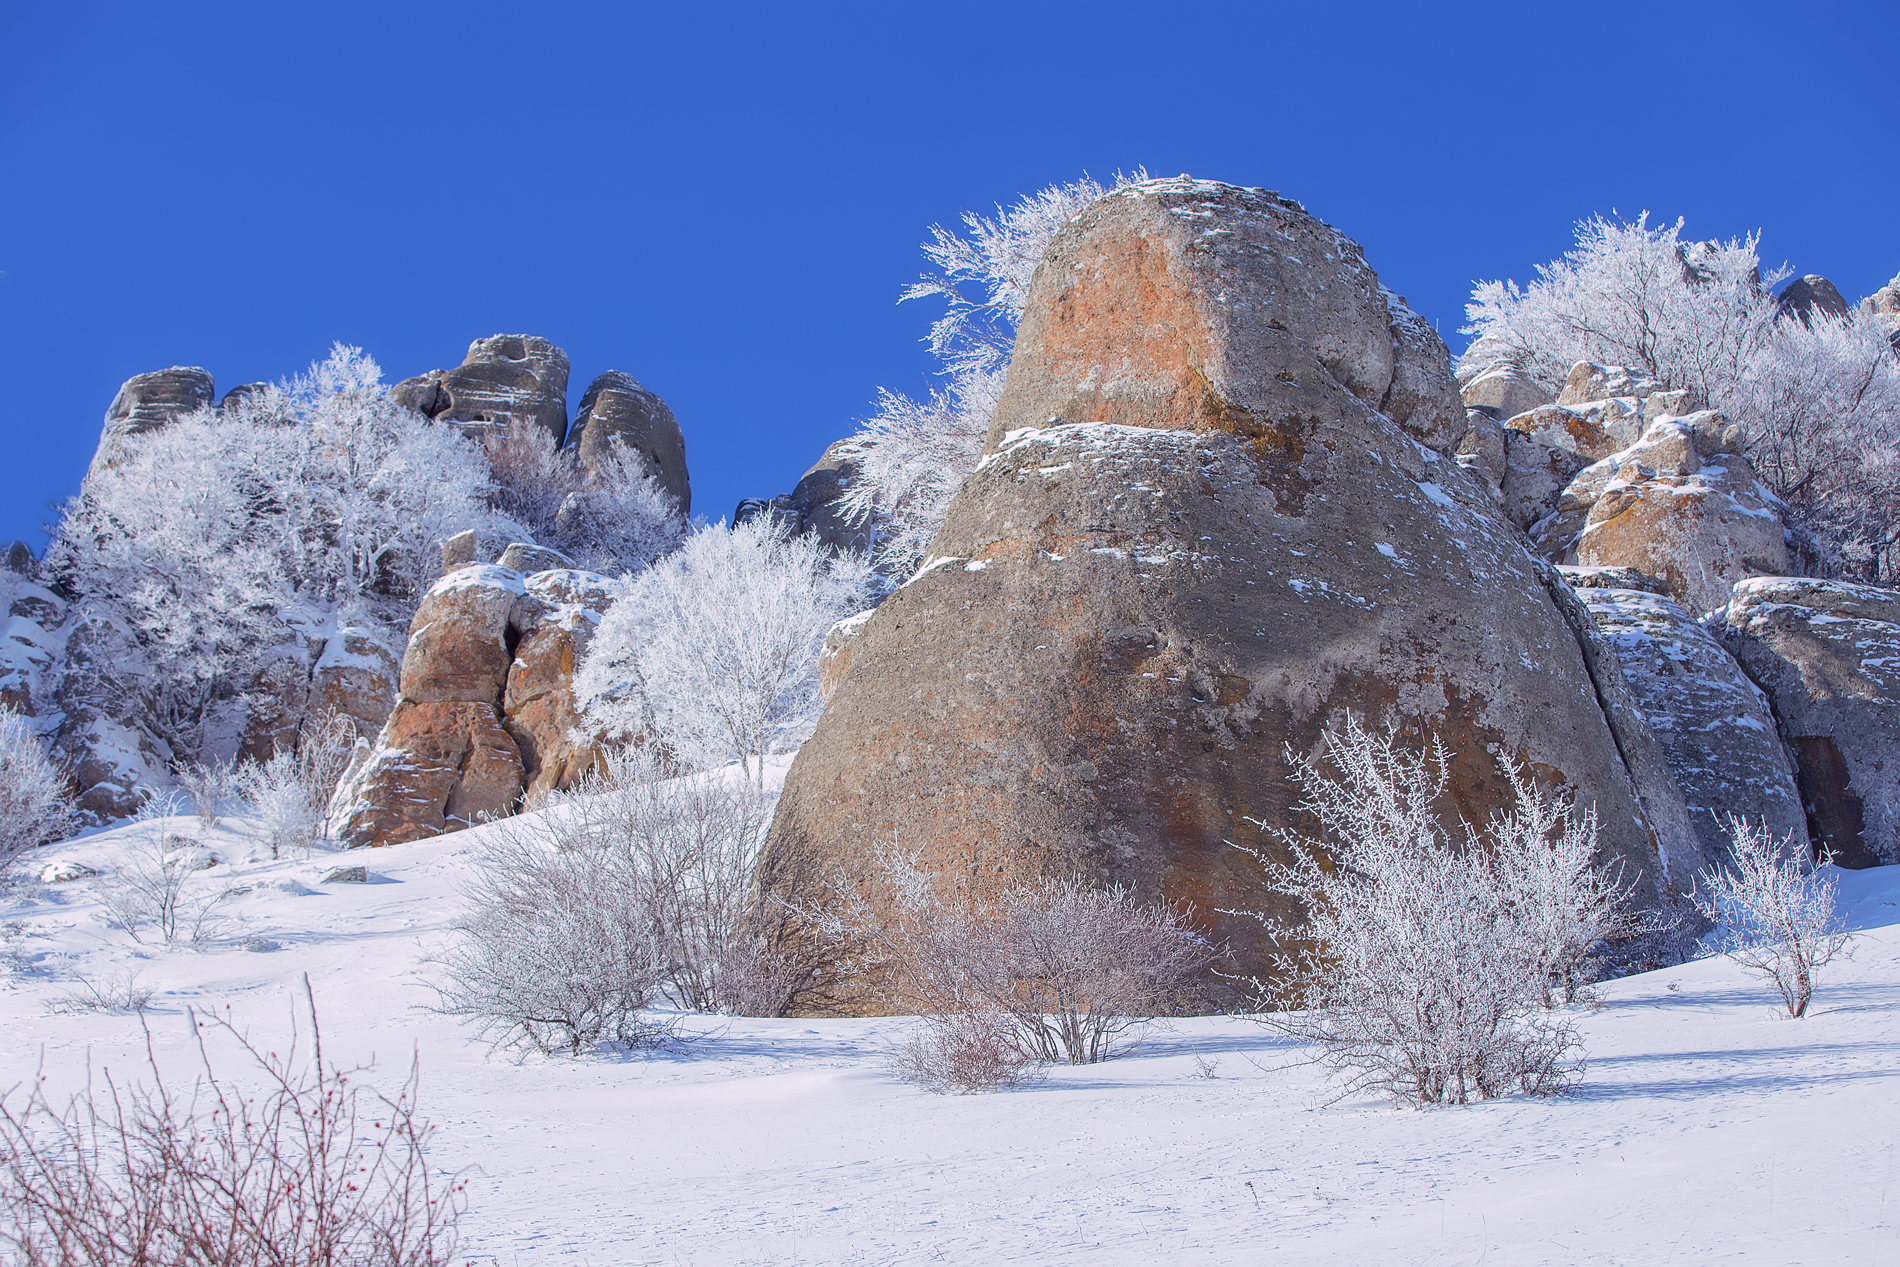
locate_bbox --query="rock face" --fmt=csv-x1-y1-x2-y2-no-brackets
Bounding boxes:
329,556,615,846
1576,584,1808,870
735,440,871,554
1459,364,1551,423
764,178,1674,996
1867,270,1900,350
1721,578,1900,867
569,371,691,514
1776,275,1850,326
391,335,570,444
90,367,215,474
237,624,402,763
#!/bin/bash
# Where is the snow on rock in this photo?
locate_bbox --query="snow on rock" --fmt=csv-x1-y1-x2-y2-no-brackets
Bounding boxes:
1721,576,1900,867
1577,583,1808,871
768,179,1681,1001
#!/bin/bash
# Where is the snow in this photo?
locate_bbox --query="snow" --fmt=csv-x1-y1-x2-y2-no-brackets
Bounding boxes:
5,788,1900,1265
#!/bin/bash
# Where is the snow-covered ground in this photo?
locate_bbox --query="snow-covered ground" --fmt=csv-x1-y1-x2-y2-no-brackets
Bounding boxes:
5,777,1898,1266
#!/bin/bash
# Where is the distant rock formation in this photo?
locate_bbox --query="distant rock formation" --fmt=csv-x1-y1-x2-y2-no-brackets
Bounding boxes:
735,439,870,554
569,371,691,514
392,335,571,444
1721,578,1900,867
763,178,1681,997
327,550,615,847
1776,274,1851,326
1867,269,1900,350
89,367,215,475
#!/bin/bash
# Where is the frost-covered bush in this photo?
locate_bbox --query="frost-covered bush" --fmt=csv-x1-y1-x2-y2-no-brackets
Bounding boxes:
823,848,1216,1078
1464,215,1900,582
1231,719,1616,1105
889,1011,1045,1095
1694,820,1852,1019
576,517,873,782
0,703,75,875
97,830,233,947
0,987,464,1265
233,719,355,861
46,345,507,766
483,420,684,575
842,172,1143,575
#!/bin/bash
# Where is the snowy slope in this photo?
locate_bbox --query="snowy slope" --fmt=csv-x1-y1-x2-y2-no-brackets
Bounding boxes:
4,772,1898,1266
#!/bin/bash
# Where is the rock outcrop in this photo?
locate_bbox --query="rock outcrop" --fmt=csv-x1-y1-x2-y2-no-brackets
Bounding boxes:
391,335,570,444
328,554,615,846
734,440,872,555
237,622,402,763
1576,583,1808,869
1776,275,1851,326
1720,578,1900,867
1867,270,1900,350
764,178,1677,996
89,367,215,475
568,371,691,514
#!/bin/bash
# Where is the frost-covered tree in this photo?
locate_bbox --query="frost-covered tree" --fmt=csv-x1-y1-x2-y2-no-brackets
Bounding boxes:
1694,819,1852,1019
576,516,873,782
482,420,685,575
46,345,506,764
842,172,1144,575
1463,214,1900,583
0,703,75,873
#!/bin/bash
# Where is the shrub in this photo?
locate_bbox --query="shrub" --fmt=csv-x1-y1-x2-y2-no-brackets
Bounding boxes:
0,982,463,1265
96,830,233,947
1229,719,1619,1105
822,849,1217,1085
889,1012,1044,1095
1693,819,1852,1018
0,703,76,876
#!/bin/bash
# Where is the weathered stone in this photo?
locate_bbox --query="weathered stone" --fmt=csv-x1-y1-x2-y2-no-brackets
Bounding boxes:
218,382,268,413
1460,365,1552,423
496,542,574,574
502,569,616,801
1866,270,1900,349
1381,293,1468,453
441,529,479,573
568,371,690,514
817,610,874,704
1506,403,1632,463
1557,361,1659,407
3,542,33,575
397,565,527,704
1578,586,1808,872
90,367,215,474
765,178,1674,1000
1721,577,1900,867
1776,275,1851,326
328,700,524,847
1455,408,1506,493
321,865,368,884
237,625,400,763
1500,427,1590,529
787,441,871,554
1643,389,1697,422
1558,565,1670,595
392,335,570,445
1575,423,1789,616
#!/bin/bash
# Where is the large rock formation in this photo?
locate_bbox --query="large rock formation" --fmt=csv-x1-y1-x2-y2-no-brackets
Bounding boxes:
89,367,215,475
568,371,691,514
1575,583,1808,868
1720,578,1900,867
764,178,1677,996
391,335,570,444
328,554,615,846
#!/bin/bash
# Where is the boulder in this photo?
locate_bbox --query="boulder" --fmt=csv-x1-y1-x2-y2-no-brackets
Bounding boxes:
391,335,570,445
568,371,691,514
1454,408,1506,493
764,177,1674,997
1460,365,1552,423
502,569,617,801
787,440,871,554
328,700,525,847
817,609,874,703
1500,427,1589,529
1576,585,1808,871
1558,565,1670,595
1380,291,1468,453
3,542,33,575
90,367,215,474
397,565,528,705
239,623,401,763
1776,275,1851,326
496,542,574,574
218,382,268,413
1557,362,1660,407
1721,577,1900,867
1573,420,1790,616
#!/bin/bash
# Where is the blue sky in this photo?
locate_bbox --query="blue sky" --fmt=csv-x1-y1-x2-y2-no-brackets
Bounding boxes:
3,1,1895,549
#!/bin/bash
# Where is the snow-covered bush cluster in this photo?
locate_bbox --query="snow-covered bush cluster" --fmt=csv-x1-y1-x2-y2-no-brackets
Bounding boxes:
576,515,874,781
812,848,1217,1090
841,172,1143,576
481,418,684,575
1233,719,1623,1106
1465,214,1900,582
0,702,75,875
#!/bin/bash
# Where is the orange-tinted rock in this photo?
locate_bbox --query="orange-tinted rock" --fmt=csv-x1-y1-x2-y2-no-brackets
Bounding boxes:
764,178,1674,1000
503,569,616,802
329,700,524,847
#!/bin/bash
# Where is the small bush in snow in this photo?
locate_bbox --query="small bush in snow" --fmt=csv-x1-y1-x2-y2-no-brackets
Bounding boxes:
1230,719,1618,1105
47,969,154,1015
178,757,240,830
97,830,234,947
0,984,464,1265
822,848,1217,1082
888,1011,1045,1095
0,704,75,877
1694,820,1852,1019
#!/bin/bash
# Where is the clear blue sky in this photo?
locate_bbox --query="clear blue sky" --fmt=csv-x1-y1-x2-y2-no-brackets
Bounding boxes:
3,1,1895,549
